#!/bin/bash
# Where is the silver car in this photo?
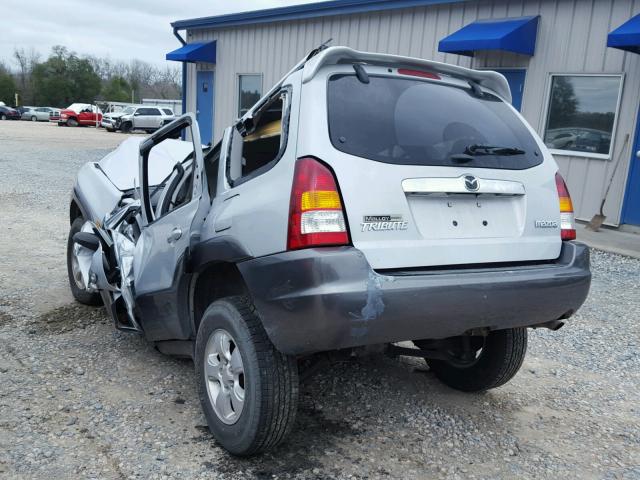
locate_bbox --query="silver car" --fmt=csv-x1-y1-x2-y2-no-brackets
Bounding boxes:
21,107,59,122
114,106,175,133
66,46,591,456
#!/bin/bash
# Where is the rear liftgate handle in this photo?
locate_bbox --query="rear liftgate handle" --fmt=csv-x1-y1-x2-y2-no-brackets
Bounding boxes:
167,227,182,243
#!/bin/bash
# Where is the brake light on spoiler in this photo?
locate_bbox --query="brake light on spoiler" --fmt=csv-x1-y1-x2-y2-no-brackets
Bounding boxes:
287,157,349,250
555,172,576,241
397,68,441,80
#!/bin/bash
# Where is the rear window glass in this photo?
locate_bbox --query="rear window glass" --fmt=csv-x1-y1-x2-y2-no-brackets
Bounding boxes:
327,74,542,170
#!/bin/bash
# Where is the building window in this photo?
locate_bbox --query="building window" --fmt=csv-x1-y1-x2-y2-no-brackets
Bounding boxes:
238,74,262,117
543,75,622,158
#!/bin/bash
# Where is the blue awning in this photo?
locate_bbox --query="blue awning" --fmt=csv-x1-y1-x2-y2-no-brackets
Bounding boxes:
166,41,216,63
438,16,539,57
608,14,640,54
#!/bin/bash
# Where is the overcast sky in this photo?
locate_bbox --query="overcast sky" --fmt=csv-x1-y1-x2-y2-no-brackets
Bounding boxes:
0,0,318,68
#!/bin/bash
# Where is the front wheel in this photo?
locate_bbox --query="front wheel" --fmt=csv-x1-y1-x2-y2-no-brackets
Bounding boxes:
415,328,527,392
195,296,298,456
67,117,79,127
66,217,102,306
31,116,37,122
1,114,6,120
120,122,132,133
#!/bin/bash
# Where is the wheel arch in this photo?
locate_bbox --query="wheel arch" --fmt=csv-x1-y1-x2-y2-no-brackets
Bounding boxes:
69,197,84,224
190,261,251,334
188,236,254,334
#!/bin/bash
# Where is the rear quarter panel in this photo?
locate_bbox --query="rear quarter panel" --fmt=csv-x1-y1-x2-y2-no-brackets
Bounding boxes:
198,71,303,257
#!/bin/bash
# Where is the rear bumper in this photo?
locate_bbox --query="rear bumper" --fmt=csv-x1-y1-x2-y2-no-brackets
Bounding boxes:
238,242,591,355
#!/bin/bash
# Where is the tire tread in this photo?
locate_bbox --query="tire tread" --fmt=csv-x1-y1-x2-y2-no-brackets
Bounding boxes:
198,295,298,455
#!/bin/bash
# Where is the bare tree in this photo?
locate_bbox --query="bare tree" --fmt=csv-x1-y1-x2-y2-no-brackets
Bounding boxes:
13,47,40,104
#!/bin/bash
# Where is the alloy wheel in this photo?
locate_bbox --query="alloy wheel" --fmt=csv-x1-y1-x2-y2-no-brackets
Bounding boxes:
204,329,245,424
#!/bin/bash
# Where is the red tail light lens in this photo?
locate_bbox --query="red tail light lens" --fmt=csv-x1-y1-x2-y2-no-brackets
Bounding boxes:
398,68,441,80
555,172,576,241
287,157,349,250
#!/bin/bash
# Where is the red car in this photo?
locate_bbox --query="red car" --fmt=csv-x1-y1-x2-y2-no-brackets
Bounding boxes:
58,103,102,127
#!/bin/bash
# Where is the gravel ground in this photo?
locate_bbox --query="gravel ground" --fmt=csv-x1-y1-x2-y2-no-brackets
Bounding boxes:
0,120,639,479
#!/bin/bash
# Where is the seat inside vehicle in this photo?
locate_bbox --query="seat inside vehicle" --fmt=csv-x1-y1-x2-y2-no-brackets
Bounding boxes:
240,95,283,177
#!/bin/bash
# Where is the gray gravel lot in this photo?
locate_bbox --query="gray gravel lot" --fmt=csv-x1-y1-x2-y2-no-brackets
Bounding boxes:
0,120,639,479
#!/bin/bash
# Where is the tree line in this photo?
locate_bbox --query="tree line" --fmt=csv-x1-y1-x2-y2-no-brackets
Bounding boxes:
0,46,181,108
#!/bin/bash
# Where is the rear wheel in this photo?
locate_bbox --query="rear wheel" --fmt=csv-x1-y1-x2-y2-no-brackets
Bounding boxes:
415,328,527,392
1,114,6,120
195,296,298,456
66,217,102,306
67,117,79,127
31,116,37,122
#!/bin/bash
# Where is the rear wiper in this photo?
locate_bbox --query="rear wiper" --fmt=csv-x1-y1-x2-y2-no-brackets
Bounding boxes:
464,144,526,156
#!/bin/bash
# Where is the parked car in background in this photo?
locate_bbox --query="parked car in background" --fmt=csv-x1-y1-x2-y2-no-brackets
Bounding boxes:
58,104,102,127
101,105,140,132
113,106,175,133
14,106,35,115
66,46,591,456
0,105,21,120
21,107,60,122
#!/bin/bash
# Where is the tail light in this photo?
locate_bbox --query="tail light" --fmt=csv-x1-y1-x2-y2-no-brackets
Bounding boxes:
287,157,349,250
555,172,576,241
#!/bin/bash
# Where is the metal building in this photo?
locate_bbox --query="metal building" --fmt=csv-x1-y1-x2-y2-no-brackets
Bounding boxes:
167,0,640,228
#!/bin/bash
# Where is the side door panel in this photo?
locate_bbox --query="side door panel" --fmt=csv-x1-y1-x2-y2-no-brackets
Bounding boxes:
133,114,208,340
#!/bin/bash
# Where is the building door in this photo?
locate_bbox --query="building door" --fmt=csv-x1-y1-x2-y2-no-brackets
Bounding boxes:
495,69,526,111
621,108,640,226
196,71,214,145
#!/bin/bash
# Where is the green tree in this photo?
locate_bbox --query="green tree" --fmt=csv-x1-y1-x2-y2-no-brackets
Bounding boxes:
32,46,101,107
101,76,131,102
0,69,17,105
547,76,578,130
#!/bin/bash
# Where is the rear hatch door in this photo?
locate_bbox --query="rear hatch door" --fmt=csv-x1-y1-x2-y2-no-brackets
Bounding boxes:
303,67,562,270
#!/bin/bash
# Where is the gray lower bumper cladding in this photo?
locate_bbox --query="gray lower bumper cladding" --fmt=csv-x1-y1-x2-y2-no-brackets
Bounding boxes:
238,243,591,355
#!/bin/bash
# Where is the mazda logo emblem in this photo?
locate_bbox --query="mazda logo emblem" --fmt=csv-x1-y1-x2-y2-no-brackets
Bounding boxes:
464,175,479,192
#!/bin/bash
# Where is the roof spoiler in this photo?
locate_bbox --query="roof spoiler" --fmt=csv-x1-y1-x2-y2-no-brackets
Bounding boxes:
301,46,512,103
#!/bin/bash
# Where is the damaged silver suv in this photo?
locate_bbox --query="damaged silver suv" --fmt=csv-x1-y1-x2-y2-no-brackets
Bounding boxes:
67,46,591,456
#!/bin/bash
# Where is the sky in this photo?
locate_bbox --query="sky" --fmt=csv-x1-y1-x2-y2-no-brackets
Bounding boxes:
0,0,318,68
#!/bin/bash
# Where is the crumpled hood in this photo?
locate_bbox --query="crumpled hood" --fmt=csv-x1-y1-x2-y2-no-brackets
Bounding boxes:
98,137,194,191
105,112,127,119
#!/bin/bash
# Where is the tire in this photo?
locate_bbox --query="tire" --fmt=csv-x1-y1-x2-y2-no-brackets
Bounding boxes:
120,122,132,133
417,328,527,392
67,117,79,127
31,116,37,122
195,295,298,456
66,217,102,306
1,114,6,120
106,128,115,133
